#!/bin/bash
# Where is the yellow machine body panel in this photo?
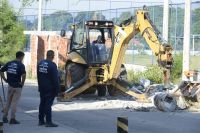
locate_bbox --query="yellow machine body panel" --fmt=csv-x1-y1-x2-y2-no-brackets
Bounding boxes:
109,10,173,80
59,9,173,101
67,52,87,65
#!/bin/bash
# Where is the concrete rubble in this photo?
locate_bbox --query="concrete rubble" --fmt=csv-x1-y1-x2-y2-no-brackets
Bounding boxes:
153,93,177,112
128,78,191,112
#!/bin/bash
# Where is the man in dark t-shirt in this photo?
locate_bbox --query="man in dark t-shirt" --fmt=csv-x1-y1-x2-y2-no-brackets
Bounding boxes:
37,50,59,127
0,51,26,124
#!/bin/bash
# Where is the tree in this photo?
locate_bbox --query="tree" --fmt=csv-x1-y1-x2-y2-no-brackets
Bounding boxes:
117,11,131,24
42,11,73,31
91,12,106,20
20,0,50,7
0,0,25,63
192,8,200,35
20,0,35,7
75,12,90,23
192,8,200,51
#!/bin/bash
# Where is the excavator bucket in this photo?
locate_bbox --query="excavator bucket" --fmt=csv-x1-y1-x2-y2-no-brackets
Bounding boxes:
178,81,200,102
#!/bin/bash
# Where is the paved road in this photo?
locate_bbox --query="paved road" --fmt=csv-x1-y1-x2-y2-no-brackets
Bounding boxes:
1,80,200,133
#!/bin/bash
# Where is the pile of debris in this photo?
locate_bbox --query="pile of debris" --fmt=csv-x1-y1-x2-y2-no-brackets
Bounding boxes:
128,78,199,112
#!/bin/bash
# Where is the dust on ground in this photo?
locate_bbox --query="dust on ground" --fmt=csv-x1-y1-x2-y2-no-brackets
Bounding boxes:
52,95,200,113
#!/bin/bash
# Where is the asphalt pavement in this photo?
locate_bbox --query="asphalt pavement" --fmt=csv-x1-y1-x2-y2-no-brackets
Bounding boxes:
0,79,200,133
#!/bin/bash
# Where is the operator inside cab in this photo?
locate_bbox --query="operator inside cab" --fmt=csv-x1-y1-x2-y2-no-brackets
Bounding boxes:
92,35,103,44
91,35,107,63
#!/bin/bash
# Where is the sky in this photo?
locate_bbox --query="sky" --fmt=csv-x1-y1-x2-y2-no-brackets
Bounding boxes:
9,0,200,15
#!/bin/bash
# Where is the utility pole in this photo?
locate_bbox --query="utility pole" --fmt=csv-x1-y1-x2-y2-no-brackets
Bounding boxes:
163,0,172,89
192,35,195,56
88,0,90,19
163,0,169,41
182,0,191,80
38,0,43,31
110,0,111,19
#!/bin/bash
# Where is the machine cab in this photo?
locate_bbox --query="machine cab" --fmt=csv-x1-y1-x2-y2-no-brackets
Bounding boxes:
69,20,115,65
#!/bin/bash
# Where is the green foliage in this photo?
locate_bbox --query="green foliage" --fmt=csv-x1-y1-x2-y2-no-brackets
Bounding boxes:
20,0,50,7
75,12,88,22
117,11,131,24
91,12,105,20
42,11,106,30
75,11,105,23
127,55,183,84
127,65,163,84
192,8,200,34
171,54,183,83
43,11,73,31
0,0,25,63
149,6,163,32
20,0,35,7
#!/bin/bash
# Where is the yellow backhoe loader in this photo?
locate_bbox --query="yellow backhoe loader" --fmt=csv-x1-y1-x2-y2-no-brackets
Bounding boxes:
58,8,173,102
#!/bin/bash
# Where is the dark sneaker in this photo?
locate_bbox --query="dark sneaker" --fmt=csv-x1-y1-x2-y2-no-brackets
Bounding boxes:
45,122,58,127
38,121,45,126
9,119,20,124
3,116,8,123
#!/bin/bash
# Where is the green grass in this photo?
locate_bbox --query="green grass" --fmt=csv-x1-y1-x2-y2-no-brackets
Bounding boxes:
124,54,158,66
190,55,200,70
124,54,200,70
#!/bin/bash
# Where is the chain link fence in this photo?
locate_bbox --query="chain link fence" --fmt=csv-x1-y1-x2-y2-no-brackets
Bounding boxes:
18,2,200,69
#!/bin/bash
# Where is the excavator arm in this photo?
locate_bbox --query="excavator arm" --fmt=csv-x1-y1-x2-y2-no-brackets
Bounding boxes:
109,10,173,88
59,9,173,102
136,10,173,69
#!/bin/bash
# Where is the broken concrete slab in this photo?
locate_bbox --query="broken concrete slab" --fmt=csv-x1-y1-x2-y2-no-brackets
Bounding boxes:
153,93,177,112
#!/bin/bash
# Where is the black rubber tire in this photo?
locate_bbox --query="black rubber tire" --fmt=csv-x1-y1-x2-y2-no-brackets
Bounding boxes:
65,63,85,88
108,64,127,96
97,85,107,97
65,63,96,94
